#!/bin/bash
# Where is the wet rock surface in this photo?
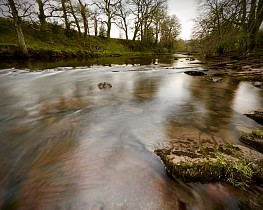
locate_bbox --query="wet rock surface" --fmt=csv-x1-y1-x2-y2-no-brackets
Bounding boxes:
240,130,263,154
201,54,263,85
245,111,263,125
184,71,205,76
154,128,263,188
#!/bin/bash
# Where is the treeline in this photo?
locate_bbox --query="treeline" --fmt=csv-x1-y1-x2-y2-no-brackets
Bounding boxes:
191,0,263,55
1,0,181,57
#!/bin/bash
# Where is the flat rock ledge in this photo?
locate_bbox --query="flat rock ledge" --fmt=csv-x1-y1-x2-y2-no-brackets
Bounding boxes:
154,144,263,187
240,130,263,153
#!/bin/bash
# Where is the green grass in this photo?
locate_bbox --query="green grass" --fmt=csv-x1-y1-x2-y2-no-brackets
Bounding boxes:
0,17,156,58
252,128,263,138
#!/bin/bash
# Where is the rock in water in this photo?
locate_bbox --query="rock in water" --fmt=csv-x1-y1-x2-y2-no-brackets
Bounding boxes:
184,71,205,76
245,111,263,125
154,144,263,186
97,82,112,89
240,130,263,153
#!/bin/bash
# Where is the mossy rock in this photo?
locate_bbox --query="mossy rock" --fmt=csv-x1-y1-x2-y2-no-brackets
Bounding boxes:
155,146,262,188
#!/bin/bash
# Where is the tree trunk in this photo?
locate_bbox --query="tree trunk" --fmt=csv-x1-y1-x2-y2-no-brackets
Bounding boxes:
106,0,111,38
69,0,81,36
61,0,70,35
125,25,128,40
36,0,47,31
247,0,263,51
132,22,139,41
7,0,28,57
78,0,88,37
94,14,98,36
107,16,111,38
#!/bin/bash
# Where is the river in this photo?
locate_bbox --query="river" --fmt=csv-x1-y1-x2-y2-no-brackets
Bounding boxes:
0,54,262,209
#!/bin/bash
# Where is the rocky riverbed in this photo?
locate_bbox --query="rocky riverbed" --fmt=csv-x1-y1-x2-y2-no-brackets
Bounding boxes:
154,54,263,208
154,128,263,209
204,54,263,88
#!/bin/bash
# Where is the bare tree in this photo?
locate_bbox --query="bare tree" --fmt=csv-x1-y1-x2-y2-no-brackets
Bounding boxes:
68,0,81,35
93,0,121,38
34,0,61,31
78,0,89,37
1,0,31,56
60,0,71,34
129,0,167,42
152,7,165,44
115,0,130,40
36,0,47,31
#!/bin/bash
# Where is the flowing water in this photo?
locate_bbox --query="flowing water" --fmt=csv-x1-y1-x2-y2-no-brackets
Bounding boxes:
0,55,263,210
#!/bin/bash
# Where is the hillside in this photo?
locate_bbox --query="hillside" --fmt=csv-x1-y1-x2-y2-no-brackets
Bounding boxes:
0,18,156,60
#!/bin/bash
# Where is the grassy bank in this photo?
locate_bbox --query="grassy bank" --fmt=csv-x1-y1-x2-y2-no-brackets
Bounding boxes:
0,18,156,60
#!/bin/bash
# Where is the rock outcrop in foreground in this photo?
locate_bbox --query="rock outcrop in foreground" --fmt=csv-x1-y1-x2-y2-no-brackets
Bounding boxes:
155,142,263,188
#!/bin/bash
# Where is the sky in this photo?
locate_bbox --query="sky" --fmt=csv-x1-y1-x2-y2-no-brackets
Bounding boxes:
168,0,198,40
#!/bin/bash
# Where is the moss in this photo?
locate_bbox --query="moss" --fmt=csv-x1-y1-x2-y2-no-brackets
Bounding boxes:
252,128,263,138
155,145,261,189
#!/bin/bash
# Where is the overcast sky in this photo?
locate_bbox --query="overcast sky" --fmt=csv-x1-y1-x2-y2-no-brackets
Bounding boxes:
168,0,198,40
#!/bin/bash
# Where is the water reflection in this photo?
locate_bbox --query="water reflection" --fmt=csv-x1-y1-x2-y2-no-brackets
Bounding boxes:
0,57,263,209
0,55,175,70
233,82,263,113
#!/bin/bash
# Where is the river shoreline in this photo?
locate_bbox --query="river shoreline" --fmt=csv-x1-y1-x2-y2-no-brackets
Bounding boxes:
0,45,158,61
202,53,263,86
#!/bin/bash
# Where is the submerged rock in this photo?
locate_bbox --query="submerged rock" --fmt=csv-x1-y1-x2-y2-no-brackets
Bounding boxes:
254,81,262,88
184,71,205,76
211,77,223,82
97,82,112,89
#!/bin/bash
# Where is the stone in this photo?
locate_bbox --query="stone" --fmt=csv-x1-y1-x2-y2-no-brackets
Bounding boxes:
239,131,263,153
154,143,263,187
184,71,205,76
245,111,263,125
97,82,112,89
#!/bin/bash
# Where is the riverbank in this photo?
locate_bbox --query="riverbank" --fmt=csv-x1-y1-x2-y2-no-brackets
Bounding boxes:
200,53,263,87
0,17,157,60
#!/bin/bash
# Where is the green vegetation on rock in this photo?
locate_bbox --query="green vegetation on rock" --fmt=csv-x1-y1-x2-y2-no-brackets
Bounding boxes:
155,143,263,189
